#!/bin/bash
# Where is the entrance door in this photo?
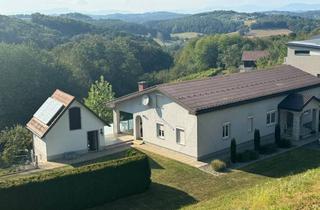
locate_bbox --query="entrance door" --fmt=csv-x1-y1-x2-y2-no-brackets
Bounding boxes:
135,116,143,140
286,112,294,136
87,130,99,151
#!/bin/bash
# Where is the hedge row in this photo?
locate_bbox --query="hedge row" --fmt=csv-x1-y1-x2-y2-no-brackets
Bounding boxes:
0,151,151,210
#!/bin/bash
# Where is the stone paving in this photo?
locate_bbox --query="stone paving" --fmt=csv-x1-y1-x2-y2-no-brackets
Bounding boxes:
132,141,207,168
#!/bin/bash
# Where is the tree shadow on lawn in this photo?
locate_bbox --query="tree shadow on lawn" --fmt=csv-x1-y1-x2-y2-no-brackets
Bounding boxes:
91,182,197,210
239,148,320,178
148,156,164,170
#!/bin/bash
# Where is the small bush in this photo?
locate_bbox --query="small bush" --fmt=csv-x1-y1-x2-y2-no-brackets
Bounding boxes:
230,138,237,163
278,139,292,148
211,159,227,172
126,149,139,157
254,129,261,151
237,150,259,162
259,144,278,155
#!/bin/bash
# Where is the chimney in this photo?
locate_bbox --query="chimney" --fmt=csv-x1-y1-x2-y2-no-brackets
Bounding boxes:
138,81,148,92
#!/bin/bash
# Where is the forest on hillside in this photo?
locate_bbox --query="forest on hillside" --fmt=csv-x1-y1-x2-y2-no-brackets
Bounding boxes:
0,10,320,130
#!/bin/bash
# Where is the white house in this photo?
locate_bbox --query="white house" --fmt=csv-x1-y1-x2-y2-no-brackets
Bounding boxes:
108,65,320,160
27,89,109,162
285,38,320,77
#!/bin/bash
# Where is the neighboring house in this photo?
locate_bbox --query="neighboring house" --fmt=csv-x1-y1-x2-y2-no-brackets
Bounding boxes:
285,38,320,77
241,50,269,71
108,65,320,160
27,89,109,162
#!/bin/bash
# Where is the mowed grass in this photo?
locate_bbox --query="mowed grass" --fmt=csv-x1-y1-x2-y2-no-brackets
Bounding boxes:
90,147,320,210
171,32,203,39
245,29,292,38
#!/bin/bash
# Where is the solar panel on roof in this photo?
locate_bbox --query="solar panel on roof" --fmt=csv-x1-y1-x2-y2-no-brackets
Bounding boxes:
34,97,64,125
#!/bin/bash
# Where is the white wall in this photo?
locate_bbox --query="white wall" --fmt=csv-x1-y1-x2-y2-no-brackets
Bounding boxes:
33,134,47,162
43,101,106,160
197,87,320,158
285,46,320,76
116,91,198,158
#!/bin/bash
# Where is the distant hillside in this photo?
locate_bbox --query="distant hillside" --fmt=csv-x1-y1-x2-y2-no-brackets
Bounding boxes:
144,11,260,35
0,15,62,48
60,13,93,21
91,12,188,23
265,10,320,20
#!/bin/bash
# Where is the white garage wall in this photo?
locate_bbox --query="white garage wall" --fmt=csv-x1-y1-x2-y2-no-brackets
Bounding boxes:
44,101,106,160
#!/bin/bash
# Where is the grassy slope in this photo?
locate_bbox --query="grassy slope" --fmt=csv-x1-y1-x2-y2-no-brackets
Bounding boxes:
186,148,320,210
90,147,320,210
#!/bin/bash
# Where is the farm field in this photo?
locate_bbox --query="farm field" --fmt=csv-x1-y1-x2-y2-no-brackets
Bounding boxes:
245,29,293,38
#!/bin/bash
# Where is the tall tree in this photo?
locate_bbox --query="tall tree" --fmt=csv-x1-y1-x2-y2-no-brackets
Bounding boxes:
84,76,115,124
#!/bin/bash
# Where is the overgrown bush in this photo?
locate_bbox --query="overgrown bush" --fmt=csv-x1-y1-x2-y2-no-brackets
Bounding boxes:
237,150,259,163
278,139,292,148
0,151,151,210
254,129,261,151
211,159,227,172
259,143,278,155
230,138,237,163
0,125,32,166
275,124,281,146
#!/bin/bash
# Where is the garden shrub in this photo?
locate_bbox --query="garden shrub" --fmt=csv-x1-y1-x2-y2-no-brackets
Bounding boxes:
230,138,237,163
0,150,151,210
278,139,292,148
254,129,261,151
211,159,227,172
259,143,278,155
126,148,139,157
237,150,259,162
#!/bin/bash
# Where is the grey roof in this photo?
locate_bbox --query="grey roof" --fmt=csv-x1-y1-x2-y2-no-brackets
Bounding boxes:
110,65,320,115
278,93,320,112
288,39,320,50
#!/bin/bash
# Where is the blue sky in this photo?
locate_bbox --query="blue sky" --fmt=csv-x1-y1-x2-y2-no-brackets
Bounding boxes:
1,0,320,14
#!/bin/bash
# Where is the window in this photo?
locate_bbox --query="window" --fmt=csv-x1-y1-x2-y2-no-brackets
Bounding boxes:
248,116,254,132
157,123,165,139
222,122,231,139
294,50,310,56
176,128,185,145
69,107,81,130
266,110,276,126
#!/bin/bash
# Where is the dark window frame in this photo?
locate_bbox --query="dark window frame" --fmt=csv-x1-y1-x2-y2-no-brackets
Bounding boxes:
69,107,81,130
294,50,310,56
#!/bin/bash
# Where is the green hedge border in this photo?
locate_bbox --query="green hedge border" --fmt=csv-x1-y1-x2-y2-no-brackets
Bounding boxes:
0,152,151,210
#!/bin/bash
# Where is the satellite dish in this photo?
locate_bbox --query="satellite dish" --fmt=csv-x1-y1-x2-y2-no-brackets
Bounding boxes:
142,95,150,106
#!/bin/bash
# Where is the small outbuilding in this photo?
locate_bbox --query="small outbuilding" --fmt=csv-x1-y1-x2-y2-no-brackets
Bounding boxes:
241,50,269,71
27,89,109,162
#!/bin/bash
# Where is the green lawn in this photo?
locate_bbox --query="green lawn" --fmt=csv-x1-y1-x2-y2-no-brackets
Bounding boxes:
90,147,320,210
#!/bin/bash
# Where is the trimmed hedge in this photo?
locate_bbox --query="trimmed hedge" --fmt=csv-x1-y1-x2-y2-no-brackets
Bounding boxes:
0,151,151,210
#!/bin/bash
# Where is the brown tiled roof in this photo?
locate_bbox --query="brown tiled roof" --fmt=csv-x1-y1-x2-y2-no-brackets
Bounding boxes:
51,89,75,107
242,50,269,61
26,89,75,138
26,118,49,138
27,89,108,138
109,65,320,115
